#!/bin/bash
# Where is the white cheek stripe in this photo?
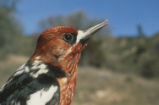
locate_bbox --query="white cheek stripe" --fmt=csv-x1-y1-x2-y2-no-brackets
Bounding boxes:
76,30,86,43
27,86,58,105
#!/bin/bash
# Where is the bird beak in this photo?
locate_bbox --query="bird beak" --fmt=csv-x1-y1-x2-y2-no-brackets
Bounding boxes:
76,20,108,44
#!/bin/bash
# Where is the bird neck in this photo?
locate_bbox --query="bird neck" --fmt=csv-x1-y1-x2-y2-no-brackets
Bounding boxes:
57,53,81,105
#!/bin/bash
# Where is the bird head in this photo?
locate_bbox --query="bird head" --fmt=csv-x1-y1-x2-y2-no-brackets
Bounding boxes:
31,20,108,73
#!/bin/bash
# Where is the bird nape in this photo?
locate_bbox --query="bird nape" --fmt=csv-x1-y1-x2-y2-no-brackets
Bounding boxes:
0,20,108,105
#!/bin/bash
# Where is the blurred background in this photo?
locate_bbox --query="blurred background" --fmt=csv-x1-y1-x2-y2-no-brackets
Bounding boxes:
0,0,159,105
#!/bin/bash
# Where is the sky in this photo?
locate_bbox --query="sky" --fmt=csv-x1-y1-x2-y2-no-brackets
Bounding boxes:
16,0,159,36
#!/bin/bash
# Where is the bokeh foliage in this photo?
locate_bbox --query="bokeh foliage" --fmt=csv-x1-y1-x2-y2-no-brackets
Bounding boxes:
0,0,36,58
0,1,159,79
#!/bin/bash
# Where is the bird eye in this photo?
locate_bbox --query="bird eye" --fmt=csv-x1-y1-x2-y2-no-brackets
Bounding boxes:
63,33,76,45
64,33,73,41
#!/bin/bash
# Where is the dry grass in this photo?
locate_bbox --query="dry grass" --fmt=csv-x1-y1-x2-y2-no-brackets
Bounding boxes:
73,67,159,105
0,55,159,105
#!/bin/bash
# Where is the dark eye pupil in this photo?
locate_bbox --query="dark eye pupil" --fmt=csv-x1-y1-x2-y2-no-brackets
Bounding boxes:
63,33,76,45
65,34,72,40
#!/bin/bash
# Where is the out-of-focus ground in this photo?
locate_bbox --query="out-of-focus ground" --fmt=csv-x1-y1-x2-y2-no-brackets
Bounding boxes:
0,55,159,105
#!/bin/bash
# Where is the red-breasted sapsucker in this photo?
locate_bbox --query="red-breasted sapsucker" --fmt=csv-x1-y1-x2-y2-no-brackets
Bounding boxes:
0,20,108,105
